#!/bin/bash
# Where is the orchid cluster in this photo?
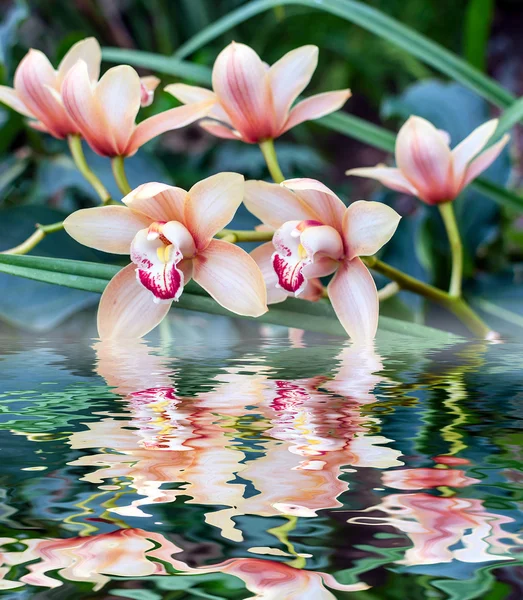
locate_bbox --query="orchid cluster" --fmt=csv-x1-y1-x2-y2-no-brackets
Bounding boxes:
0,37,509,341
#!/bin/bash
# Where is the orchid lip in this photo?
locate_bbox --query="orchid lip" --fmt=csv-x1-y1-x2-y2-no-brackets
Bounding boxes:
130,221,196,303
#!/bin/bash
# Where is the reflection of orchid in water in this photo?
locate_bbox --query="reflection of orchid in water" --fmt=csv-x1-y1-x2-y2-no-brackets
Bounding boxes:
67,339,400,542
0,528,368,596
349,464,521,565
0,528,180,591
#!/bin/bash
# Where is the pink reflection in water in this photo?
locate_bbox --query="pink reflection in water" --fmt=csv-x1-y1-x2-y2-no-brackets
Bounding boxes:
0,529,368,596
349,466,521,565
66,340,400,540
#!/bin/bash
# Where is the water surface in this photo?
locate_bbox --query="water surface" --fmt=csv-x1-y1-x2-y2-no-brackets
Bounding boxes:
0,327,521,598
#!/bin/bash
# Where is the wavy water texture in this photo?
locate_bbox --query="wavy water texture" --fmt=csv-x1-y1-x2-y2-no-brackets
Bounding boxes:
0,336,521,596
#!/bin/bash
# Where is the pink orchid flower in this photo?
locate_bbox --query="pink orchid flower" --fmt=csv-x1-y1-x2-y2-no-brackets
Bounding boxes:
60,60,212,157
0,37,102,139
63,173,267,338
165,42,351,143
244,178,401,341
347,116,510,205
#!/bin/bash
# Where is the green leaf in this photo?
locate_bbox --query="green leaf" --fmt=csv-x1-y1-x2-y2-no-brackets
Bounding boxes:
173,0,515,108
464,0,494,72
493,95,523,141
0,207,101,331
319,112,395,152
102,47,212,86
0,254,459,342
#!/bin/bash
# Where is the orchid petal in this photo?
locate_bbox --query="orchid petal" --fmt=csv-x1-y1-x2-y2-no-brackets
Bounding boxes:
301,278,325,302
165,83,230,123
250,242,288,304
62,61,109,152
63,206,150,254
212,42,274,142
97,264,172,339
130,229,185,302
0,85,33,117
244,180,317,229
122,182,187,223
282,178,346,229
185,172,244,250
164,83,217,105
199,119,242,140
269,45,318,129
302,257,339,279
282,89,351,133
438,129,451,146
130,100,213,153
395,116,454,203
95,65,141,155
328,257,378,341
139,76,160,107
57,37,101,84
28,120,50,133
463,134,510,187
14,49,76,138
342,201,401,260
346,166,419,196
192,239,267,317
452,119,499,180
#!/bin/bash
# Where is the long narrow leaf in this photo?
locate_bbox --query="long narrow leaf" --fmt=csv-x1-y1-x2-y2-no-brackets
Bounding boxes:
464,0,494,72
494,96,523,141
0,254,456,341
102,47,212,85
174,0,515,108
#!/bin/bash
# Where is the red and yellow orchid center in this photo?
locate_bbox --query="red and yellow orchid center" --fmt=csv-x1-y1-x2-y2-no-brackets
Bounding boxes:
272,219,344,296
130,221,196,304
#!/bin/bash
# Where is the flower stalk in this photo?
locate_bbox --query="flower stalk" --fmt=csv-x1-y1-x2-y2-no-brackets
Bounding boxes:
439,201,463,297
363,256,493,339
259,139,285,184
1,221,64,255
68,135,112,204
216,229,274,243
111,156,132,196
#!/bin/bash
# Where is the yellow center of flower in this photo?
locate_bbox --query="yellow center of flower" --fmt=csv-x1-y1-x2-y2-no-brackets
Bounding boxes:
156,244,172,263
297,243,308,260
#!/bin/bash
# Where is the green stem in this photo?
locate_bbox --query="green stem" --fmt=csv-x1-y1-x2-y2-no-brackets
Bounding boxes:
378,281,400,301
111,156,132,196
439,201,463,297
259,138,285,183
1,221,64,255
363,256,493,339
216,229,274,243
68,135,112,205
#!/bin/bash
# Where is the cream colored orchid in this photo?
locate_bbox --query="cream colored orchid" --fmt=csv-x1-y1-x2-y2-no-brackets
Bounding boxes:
347,116,510,205
244,178,401,341
61,60,212,156
165,42,351,143
0,37,101,139
63,173,267,338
